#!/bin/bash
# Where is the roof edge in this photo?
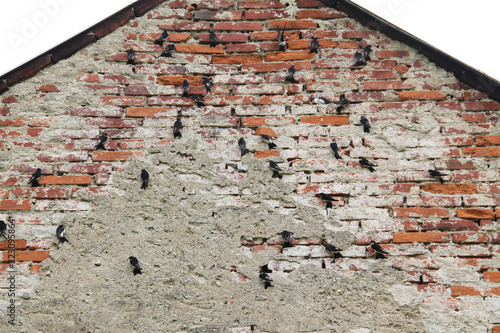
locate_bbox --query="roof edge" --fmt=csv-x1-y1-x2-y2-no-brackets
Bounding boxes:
320,0,500,102
0,0,165,93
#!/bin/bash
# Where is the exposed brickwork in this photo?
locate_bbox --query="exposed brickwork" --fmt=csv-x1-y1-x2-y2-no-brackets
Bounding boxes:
1,0,500,331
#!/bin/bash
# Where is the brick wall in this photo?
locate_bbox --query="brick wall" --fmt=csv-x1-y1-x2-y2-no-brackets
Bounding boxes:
1,0,499,331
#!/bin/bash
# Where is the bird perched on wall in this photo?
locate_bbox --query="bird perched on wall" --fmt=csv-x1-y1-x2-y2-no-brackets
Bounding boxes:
238,138,252,157
0,220,6,239
182,79,190,98
429,169,447,184
277,23,287,51
154,30,169,47
269,161,282,179
259,273,273,289
363,45,372,61
190,94,205,107
354,50,366,67
28,168,42,187
141,169,149,190
56,225,69,245
126,49,136,65
281,230,293,248
202,77,212,94
128,256,142,275
173,117,183,139
330,140,342,160
336,94,349,113
95,133,107,150
360,116,371,133
310,37,319,54
260,134,277,150
317,193,338,210
370,240,389,259
312,93,330,104
209,26,218,48
285,65,297,83
160,44,175,58
359,157,377,172
323,241,342,259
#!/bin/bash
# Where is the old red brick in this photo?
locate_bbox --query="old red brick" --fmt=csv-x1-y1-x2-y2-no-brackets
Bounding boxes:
92,151,145,162
464,101,500,111
421,184,477,195
0,200,33,210
3,250,50,262
239,0,286,8
100,96,145,106
484,271,500,282
457,208,494,220
126,107,176,117
214,22,263,31
38,175,92,186
399,91,447,101
463,147,500,157
393,208,449,218
241,117,294,127
476,135,500,146
296,9,344,19
265,50,316,62
299,116,349,125
452,232,489,243
0,239,27,250
254,150,280,159
12,188,71,199
450,285,481,297
422,220,479,231
245,10,291,20
393,232,448,243
36,84,59,92
375,50,410,58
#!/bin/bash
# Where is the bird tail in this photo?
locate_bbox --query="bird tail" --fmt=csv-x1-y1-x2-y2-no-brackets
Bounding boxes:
310,49,318,54
58,236,69,245
174,131,182,139
354,60,366,67
334,152,342,160
439,177,444,184
160,52,172,58
95,143,105,150
0,231,6,239
141,180,148,190
126,59,136,65
279,45,285,52
133,268,142,275
336,106,342,114
368,166,375,173
365,55,371,62
326,202,333,210
375,252,387,260
268,142,277,150
241,148,252,157
206,87,211,94
182,92,189,98
31,180,41,188
154,40,163,47
333,252,343,260
282,241,293,249
264,282,273,289
272,171,282,179
363,127,370,133
210,42,217,48
197,101,205,107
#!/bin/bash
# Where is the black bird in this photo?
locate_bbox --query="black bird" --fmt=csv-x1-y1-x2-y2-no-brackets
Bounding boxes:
359,157,377,172
354,50,366,67
330,140,342,160
429,169,447,184
173,117,183,139
190,94,205,107
128,256,142,275
285,65,297,83
310,37,319,54
323,241,342,253
190,3,198,9
260,264,272,274
28,168,42,187
0,220,6,239
160,44,175,58
141,169,149,190
238,138,252,157
281,230,293,248
278,23,287,51
182,79,190,98
312,93,330,104
370,240,389,257
363,45,372,62
259,273,273,289
269,161,282,179
360,116,371,133
317,192,338,210
95,133,107,150
154,30,169,47
56,225,69,245
202,77,212,94
375,252,387,259
126,49,136,65
209,26,218,48
336,94,349,113
261,134,277,150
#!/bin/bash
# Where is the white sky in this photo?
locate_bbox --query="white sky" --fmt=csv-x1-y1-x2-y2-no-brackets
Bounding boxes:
0,0,499,82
